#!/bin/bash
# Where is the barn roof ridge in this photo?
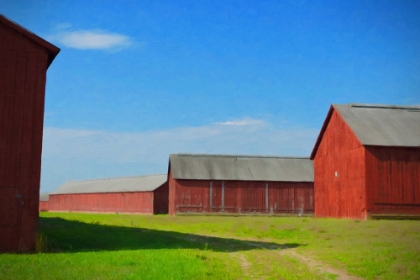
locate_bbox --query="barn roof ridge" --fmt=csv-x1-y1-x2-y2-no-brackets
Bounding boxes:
311,103,420,159
174,153,309,159
347,103,420,110
0,14,60,67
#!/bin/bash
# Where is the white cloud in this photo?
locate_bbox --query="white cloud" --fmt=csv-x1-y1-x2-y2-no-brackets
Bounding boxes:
48,29,132,50
41,119,318,192
215,118,266,127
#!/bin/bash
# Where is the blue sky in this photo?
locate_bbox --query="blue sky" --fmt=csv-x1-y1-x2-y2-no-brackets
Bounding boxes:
1,1,419,193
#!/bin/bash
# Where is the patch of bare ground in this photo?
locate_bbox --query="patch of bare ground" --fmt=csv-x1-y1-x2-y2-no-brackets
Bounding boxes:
230,252,268,280
180,233,363,279
244,240,362,280
229,253,251,279
277,249,363,280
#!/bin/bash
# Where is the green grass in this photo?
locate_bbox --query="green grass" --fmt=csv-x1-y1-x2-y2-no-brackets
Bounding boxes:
0,213,419,279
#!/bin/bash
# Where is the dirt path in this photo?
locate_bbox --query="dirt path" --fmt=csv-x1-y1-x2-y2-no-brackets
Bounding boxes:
233,239,363,280
181,233,363,279
230,252,267,280
277,249,363,280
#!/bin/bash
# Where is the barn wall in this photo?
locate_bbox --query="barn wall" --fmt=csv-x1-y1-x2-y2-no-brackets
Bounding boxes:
39,201,49,212
314,109,367,219
49,192,154,214
270,182,314,214
168,169,176,215
365,146,420,217
0,23,49,252
169,174,313,215
153,181,169,214
172,179,210,214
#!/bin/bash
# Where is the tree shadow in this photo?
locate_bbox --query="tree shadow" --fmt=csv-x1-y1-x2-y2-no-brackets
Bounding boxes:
39,217,301,253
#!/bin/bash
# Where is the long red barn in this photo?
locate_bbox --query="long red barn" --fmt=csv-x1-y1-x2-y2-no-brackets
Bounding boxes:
311,104,420,219
0,15,59,252
169,154,314,215
49,175,168,214
39,193,49,212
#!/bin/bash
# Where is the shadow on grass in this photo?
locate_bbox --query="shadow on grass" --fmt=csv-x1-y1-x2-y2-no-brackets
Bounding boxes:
39,217,301,253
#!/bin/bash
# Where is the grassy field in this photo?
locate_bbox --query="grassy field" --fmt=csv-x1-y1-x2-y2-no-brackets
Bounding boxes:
0,213,419,279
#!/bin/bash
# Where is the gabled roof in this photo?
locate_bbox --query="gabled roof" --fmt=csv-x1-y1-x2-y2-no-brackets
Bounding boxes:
169,154,314,182
51,174,167,195
311,103,420,159
0,15,60,67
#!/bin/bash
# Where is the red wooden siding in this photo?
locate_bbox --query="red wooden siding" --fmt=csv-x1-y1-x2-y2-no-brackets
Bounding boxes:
173,179,210,213
365,147,420,216
49,192,155,214
153,182,169,214
39,201,49,212
0,19,56,252
168,168,176,215
270,182,314,214
169,170,313,215
313,109,367,219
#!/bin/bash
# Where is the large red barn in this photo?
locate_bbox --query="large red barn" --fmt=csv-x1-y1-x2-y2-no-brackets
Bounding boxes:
311,104,420,219
169,154,314,215
49,175,168,214
0,15,59,252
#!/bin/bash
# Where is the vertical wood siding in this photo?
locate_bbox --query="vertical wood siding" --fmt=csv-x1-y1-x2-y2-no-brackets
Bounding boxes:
153,182,169,214
48,192,155,214
0,23,49,252
313,109,367,219
173,179,210,213
269,182,314,214
39,201,49,212
365,147,420,216
169,170,314,215
168,168,176,215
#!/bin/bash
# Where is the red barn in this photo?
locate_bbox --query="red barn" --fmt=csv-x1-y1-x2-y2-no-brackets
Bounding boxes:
39,193,49,212
311,104,420,219
0,15,59,252
168,154,314,215
48,175,168,214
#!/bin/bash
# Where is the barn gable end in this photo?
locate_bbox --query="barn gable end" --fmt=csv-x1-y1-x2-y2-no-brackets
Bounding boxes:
312,104,420,219
311,106,366,219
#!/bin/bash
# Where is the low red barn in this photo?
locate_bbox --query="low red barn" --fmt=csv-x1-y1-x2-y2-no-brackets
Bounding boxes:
49,175,168,214
39,193,49,212
311,104,420,219
168,154,314,215
0,15,59,252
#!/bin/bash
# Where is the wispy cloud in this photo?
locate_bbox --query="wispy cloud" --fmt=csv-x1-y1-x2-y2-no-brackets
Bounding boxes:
215,118,266,127
47,25,132,50
41,118,318,192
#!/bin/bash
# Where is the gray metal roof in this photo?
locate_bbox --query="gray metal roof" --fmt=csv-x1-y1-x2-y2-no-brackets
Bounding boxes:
334,104,420,147
170,154,313,182
51,174,167,195
39,193,49,201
